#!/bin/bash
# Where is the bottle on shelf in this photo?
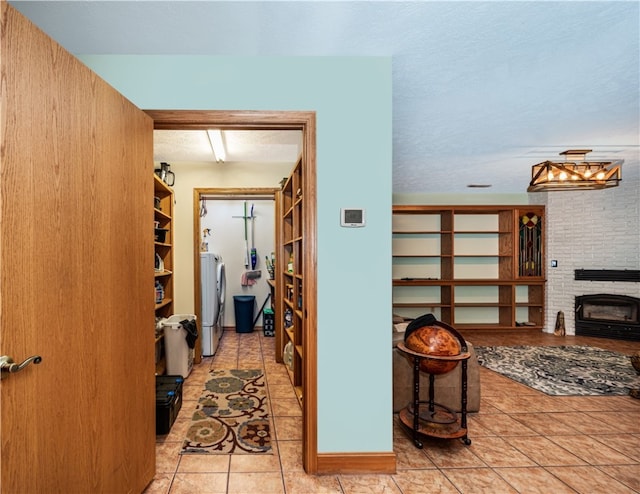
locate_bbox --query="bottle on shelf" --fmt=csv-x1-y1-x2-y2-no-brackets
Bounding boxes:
155,281,164,304
284,308,293,328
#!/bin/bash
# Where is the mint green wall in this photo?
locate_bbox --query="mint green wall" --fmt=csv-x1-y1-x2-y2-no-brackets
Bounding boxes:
79,55,393,454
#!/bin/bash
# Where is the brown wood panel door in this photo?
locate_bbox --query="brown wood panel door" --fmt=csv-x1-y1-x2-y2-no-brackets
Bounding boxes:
0,5,155,492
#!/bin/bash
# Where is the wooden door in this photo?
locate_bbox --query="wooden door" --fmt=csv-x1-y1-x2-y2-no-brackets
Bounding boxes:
0,5,155,492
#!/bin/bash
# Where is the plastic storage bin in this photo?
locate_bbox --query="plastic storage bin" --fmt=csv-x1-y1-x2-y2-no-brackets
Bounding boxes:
161,314,197,377
155,375,184,435
263,307,275,337
233,295,255,333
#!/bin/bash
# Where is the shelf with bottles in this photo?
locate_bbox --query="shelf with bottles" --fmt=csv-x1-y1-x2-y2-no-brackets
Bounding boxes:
295,277,303,311
285,282,294,300
155,279,173,313
154,175,174,375
281,305,296,377
283,305,294,335
154,262,173,291
275,156,305,405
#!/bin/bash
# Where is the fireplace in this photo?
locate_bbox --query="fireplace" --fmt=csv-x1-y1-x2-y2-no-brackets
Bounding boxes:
575,294,640,341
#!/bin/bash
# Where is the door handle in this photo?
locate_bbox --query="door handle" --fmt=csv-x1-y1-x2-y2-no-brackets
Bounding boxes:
0,355,42,379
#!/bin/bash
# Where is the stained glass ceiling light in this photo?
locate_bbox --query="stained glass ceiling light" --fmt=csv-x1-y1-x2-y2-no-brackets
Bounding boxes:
527,149,622,192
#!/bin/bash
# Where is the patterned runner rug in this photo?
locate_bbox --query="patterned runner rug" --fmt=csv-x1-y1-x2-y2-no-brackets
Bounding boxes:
181,369,272,454
475,345,640,396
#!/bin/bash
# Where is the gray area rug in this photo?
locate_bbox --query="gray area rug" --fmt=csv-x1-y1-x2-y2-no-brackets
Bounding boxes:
474,345,640,396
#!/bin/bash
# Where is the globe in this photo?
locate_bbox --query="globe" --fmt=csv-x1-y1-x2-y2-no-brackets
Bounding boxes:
404,325,462,375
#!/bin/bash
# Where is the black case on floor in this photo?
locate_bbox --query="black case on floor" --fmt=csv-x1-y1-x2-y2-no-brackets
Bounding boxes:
155,375,184,435
263,310,275,337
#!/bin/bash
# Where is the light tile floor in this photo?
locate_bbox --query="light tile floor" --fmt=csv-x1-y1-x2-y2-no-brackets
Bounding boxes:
145,330,640,494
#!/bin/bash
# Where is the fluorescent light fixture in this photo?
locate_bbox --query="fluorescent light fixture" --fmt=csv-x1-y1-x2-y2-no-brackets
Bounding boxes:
207,129,226,162
528,149,622,192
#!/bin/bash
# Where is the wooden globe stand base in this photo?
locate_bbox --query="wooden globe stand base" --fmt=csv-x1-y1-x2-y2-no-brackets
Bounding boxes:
399,402,470,448
397,334,472,449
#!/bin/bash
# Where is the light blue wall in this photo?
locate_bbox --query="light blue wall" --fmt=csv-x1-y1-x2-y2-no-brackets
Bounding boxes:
79,55,393,454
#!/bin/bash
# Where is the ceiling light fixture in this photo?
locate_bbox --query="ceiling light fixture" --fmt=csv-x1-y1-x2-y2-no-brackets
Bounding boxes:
527,149,622,192
207,129,226,162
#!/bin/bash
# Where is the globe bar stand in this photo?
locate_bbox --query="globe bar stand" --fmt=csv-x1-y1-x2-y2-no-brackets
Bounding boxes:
396,338,472,449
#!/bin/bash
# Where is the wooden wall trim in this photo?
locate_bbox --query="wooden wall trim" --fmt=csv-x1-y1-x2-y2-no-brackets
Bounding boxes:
197,187,280,198
147,109,318,474
316,452,397,475
145,109,314,130
191,186,279,365
300,113,318,474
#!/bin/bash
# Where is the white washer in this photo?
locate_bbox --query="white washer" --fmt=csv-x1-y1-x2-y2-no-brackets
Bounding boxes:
201,253,223,356
215,259,226,343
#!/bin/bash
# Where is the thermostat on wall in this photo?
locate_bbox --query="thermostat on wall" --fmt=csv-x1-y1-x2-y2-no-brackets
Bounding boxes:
341,208,366,227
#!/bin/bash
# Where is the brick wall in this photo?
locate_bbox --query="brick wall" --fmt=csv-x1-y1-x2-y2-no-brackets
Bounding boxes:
536,169,640,334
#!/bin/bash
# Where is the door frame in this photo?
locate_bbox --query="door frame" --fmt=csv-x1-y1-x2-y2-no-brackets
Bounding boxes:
192,187,278,356
145,110,318,473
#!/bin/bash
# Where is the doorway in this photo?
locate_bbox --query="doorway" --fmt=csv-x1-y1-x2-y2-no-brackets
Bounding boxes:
145,110,318,473
194,189,278,355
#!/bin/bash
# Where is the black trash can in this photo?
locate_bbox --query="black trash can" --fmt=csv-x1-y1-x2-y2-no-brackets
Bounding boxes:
234,295,256,333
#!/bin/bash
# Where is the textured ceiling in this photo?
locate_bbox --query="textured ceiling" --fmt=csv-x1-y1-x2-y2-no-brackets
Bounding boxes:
153,130,302,164
10,0,639,194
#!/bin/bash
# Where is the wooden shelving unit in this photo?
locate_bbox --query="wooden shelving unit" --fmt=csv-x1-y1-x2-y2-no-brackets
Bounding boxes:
276,156,305,405
392,205,545,330
154,175,174,375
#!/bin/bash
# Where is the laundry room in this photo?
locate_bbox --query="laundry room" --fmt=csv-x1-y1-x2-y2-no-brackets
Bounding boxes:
154,128,301,364
198,196,276,348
